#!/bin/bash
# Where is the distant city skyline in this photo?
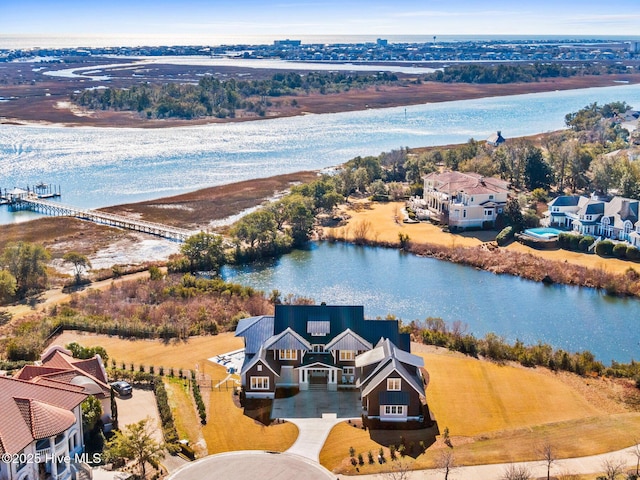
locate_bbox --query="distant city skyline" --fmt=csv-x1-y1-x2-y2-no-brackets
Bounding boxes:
2,0,639,38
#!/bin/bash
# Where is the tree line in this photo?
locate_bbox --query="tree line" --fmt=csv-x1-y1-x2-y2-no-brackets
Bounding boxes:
71,71,399,120
423,62,630,84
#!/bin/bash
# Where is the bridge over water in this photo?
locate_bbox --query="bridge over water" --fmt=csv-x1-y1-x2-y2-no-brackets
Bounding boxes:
10,193,194,242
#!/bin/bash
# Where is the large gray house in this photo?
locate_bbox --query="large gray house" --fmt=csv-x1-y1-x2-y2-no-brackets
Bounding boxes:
235,304,429,424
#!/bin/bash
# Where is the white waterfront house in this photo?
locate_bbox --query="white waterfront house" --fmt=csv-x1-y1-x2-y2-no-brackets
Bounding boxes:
423,171,510,230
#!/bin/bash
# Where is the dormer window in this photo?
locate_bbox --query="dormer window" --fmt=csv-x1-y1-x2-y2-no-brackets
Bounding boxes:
307,321,330,337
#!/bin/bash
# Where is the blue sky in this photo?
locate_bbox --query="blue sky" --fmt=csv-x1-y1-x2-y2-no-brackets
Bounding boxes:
1,0,639,37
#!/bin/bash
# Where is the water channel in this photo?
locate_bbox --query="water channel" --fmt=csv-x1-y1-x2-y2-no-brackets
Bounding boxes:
222,242,640,363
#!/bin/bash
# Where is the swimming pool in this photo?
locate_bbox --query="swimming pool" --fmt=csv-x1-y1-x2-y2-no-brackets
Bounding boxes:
523,227,564,240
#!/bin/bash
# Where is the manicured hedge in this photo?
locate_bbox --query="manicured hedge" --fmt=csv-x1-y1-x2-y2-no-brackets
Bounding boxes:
596,240,614,256
613,243,628,259
627,246,640,260
496,226,514,246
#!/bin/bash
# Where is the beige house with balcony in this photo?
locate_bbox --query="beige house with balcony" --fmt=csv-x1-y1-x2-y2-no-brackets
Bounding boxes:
423,171,510,230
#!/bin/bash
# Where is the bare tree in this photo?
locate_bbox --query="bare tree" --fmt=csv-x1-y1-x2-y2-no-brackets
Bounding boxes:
352,219,371,245
537,440,556,480
601,456,626,480
500,464,532,480
383,459,411,480
436,449,456,480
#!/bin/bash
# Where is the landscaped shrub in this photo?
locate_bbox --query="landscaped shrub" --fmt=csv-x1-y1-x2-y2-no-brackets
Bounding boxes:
613,243,627,259
569,235,581,251
596,240,614,256
191,375,207,425
496,226,514,246
578,236,595,252
627,246,640,260
558,232,572,249
153,378,180,450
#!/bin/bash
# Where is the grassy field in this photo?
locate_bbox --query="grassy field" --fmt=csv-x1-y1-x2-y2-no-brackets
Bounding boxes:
164,376,208,456
53,332,640,471
53,331,244,371
319,347,640,474
53,332,298,454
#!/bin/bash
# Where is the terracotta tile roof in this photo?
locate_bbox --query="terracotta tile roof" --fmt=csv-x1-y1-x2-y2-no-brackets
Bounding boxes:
424,171,510,195
0,376,86,455
14,398,77,440
21,345,111,397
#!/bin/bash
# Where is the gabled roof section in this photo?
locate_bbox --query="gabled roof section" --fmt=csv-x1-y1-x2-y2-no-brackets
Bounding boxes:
235,315,275,355
240,347,280,377
356,338,423,369
325,328,372,352
361,358,425,399
264,327,312,352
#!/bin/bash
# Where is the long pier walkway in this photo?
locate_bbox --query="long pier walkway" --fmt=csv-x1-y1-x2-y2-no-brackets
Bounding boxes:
12,194,194,242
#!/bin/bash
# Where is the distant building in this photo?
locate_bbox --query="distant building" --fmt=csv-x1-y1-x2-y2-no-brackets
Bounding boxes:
274,39,301,47
423,171,510,230
486,131,506,147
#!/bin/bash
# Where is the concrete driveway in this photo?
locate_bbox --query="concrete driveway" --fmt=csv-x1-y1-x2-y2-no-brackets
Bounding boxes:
114,387,163,442
272,390,361,419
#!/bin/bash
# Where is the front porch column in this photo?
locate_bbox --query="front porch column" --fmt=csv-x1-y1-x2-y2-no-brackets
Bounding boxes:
299,368,308,391
328,368,337,391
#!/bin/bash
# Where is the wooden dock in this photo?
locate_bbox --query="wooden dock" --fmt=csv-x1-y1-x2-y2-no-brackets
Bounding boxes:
10,193,194,243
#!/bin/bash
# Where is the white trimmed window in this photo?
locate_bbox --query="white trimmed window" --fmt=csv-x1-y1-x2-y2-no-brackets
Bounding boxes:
339,350,355,361
279,349,297,360
387,378,401,391
342,366,355,376
383,405,406,416
313,345,325,352
250,376,269,390
257,364,263,372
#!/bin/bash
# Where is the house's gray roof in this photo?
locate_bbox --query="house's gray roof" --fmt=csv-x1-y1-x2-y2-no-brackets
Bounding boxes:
356,338,423,369
379,391,410,406
264,327,312,352
273,305,410,350
235,316,275,355
324,328,372,352
548,195,582,207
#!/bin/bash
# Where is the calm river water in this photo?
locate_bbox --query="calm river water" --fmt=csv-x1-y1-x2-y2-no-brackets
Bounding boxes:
222,242,640,363
3,82,640,223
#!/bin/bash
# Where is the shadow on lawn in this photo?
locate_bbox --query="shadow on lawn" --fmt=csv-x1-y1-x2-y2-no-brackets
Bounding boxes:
368,421,440,459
